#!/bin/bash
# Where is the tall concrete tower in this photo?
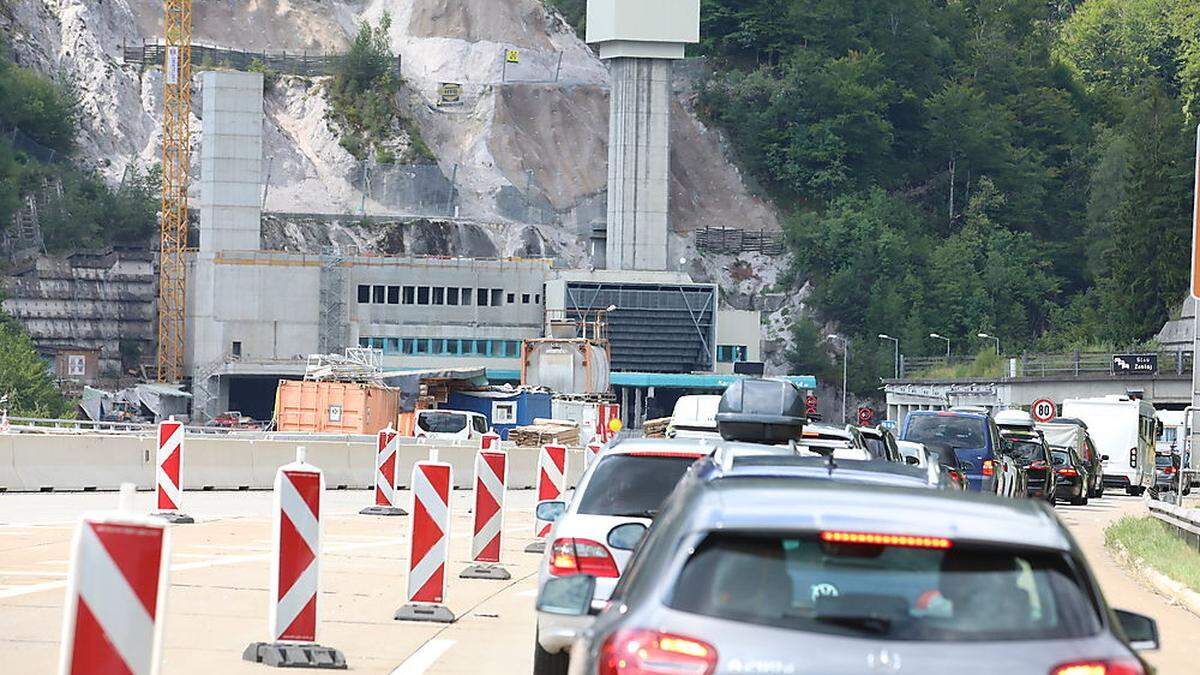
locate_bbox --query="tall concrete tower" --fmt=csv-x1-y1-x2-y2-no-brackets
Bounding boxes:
588,0,699,271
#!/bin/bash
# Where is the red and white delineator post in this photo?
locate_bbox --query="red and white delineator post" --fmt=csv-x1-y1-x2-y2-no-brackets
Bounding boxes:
360,427,406,516
460,450,509,580
526,444,567,553
585,442,602,467
480,431,501,451
395,461,456,623
59,484,170,675
244,447,347,669
153,417,193,524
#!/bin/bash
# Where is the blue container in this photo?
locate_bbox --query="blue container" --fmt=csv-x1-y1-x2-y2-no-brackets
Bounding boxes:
445,390,553,440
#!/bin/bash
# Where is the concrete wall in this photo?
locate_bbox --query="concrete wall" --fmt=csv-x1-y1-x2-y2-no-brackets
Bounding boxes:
587,0,699,59
0,433,586,493
198,71,264,253
605,58,672,271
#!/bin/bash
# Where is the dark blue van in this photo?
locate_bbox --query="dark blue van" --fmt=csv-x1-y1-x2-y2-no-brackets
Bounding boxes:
900,409,1004,492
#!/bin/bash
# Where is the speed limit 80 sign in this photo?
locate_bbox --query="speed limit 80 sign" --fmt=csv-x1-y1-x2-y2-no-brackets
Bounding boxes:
1031,398,1056,423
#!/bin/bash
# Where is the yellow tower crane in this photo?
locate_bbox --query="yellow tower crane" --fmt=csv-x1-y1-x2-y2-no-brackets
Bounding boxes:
157,0,191,382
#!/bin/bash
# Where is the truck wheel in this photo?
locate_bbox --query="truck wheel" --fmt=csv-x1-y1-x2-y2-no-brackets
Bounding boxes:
1071,494,1088,506
534,631,570,675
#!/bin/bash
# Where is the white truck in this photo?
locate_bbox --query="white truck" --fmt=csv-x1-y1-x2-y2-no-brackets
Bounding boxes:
1061,395,1156,495
666,395,721,439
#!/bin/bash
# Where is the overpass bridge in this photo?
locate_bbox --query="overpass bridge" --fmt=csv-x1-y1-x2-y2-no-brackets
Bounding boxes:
885,350,1195,427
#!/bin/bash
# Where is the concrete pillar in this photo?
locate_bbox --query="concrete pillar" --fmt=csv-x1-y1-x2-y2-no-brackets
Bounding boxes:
605,58,672,271
199,71,264,253
634,387,644,429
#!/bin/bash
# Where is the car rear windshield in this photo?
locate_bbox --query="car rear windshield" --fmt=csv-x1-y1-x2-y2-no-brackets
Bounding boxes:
1006,440,1044,463
1155,454,1177,468
862,437,888,460
419,412,467,434
1051,450,1071,466
669,532,1100,642
903,416,985,450
576,454,699,517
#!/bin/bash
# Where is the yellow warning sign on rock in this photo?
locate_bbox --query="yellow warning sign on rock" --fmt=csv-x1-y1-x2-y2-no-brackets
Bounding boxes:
505,49,520,64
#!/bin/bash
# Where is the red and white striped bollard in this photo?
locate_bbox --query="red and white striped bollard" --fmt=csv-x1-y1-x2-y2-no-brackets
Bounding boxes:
153,417,193,524
361,427,406,516
460,450,509,580
526,444,567,553
585,442,602,467
243,447,346,668
395,460,455,623
59,484,170,675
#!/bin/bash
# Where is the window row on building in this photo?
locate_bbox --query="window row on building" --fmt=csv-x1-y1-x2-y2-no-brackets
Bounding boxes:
356,284,541,308
358,336,524,358
716,344,749,363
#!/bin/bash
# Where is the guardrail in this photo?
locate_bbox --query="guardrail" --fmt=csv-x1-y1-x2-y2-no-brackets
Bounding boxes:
1147,497,1200,551
899,350,1194,379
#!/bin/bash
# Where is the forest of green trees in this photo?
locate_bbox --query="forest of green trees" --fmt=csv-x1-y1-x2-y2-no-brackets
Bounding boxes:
556,0,1200,392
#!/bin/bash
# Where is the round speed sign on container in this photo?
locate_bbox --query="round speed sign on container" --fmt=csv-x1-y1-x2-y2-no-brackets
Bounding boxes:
1031,398,1056,423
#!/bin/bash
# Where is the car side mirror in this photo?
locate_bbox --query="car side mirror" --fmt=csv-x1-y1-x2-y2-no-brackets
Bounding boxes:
537,574,596,616
608,522,647,551
1102,454,1110,461
535,500,567,523
1115,609,1159,651
905,456,919,466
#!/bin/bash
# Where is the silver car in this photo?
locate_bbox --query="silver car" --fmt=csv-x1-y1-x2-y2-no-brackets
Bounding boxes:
541,469,1160,674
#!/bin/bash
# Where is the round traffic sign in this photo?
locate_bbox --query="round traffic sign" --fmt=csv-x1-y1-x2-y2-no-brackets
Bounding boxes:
805,395,819,415
857,407,874,425
1031,399,1056,423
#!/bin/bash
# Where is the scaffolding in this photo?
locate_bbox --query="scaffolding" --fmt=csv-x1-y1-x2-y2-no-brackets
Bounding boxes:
318,249,348,354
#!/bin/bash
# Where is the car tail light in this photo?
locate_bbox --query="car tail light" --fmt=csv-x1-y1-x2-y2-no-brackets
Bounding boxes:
600,629,717,675
549,538,620,578
1057,467,1079,477
1049,659,1144,675
821,530,952,549
982,459,995,476
1162,466,1177,475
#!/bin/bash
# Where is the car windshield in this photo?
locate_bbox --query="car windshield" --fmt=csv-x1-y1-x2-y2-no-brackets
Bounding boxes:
904,416,985,449
1005,440,1044,463
669,533,1101,642
419,412,467,434
576,454,699,517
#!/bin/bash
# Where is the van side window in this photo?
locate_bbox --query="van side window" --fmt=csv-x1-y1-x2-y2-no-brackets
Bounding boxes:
473,416,489,434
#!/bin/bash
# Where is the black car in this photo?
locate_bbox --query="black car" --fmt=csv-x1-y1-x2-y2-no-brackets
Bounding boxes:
924,443,970,491
1051,445,1090,506
1152,452,1191,498
1001,431,1056,504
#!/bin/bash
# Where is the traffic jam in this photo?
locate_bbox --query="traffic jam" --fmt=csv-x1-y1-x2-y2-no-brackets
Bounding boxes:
532,381,1166,675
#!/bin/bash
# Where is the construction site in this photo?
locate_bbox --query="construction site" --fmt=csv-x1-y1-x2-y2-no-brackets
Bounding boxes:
0,0,806,436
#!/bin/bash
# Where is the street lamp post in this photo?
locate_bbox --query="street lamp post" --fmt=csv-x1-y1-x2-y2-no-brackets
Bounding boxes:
929,333,951,360
878,334,899,379
977,332,1000,355
827,334,848,424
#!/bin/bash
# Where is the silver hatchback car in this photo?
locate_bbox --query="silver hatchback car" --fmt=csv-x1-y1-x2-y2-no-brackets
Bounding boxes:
540,470,1160,675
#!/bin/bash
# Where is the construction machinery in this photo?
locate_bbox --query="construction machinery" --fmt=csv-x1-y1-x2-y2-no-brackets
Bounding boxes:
157,0,191,382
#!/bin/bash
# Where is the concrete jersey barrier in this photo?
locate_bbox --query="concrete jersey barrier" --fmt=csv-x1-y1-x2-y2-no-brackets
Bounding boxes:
0,432,584,493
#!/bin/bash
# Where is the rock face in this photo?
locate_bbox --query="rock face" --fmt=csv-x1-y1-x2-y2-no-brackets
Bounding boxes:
3,0,797,371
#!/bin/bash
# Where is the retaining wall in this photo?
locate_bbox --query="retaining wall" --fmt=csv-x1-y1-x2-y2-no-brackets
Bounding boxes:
0,433,584,492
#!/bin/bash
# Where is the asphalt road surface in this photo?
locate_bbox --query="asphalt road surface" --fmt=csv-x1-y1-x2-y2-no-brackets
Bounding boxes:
0,490,1197,673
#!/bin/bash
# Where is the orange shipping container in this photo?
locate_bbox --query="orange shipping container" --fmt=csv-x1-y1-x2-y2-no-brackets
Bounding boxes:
275,380,400,434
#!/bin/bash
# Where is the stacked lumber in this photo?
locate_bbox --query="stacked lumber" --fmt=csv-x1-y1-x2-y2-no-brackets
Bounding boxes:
510,420,580,447
643,417,672,438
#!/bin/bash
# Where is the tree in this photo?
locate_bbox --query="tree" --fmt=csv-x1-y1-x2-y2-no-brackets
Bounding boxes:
0,315,72,418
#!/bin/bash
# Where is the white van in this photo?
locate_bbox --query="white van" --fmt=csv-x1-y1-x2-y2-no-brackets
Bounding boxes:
667,395,721,439
1155,410,1186,455
414,409,490,441
1061,395,1156,495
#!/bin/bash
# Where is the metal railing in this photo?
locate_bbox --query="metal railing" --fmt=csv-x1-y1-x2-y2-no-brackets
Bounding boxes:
899,350,1195,379
1147,498,1200,551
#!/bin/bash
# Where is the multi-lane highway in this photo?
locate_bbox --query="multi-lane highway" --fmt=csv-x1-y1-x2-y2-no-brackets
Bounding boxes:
0,489,1196,673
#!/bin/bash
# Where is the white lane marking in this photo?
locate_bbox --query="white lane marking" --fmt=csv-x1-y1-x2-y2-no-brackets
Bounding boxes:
0,537,404,600
516,588,538,597
389,639,455,675
0,570,69,577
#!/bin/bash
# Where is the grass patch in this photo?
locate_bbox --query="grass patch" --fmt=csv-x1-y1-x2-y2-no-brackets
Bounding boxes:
914,350,1005,379
1105,516,1200,594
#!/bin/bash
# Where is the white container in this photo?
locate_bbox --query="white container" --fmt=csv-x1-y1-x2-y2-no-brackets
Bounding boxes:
522,339,610,395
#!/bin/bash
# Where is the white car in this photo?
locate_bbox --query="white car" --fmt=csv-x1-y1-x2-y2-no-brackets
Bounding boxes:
533,437,707,675
666,394,721,439
413,409,489,441
897,439,930,467
797,423,873,460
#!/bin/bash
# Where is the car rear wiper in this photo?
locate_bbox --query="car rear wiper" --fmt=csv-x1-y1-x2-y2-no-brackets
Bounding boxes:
809,613,893,635
608,509,658,519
